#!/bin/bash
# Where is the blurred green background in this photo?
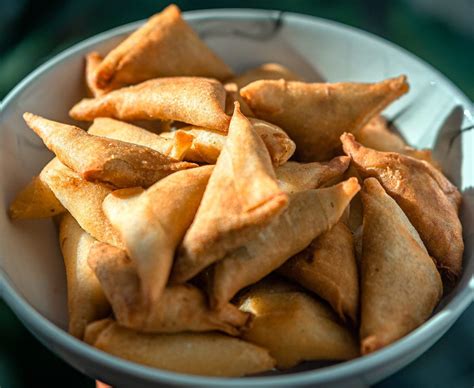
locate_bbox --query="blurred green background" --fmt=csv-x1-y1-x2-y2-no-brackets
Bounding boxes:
0,0,472,387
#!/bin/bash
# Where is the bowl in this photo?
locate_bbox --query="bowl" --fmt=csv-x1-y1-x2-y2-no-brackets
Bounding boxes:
0,8,473,388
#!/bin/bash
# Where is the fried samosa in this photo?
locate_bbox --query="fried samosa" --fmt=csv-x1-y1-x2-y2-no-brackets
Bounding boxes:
93,4,233,92
230,63,303,89
88,242,249,335
240,76,409,161
85,318,275,377
59,214,110,339
238,277,359,369
171,104,288,283
43,159,123,248
85,52,106,97
69,77,230,132
279,220,358,323
360,178,442,354
275,156,350,194
341,133,463,281
9,159,65,219
88,117,193,161
102,166,213,302
209,178,360,308
23,113,196,188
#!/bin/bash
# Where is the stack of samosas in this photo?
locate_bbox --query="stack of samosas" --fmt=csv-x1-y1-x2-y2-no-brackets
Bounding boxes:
10,3,463,377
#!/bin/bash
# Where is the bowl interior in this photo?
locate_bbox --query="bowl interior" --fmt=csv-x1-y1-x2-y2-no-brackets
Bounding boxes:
0,9,473,382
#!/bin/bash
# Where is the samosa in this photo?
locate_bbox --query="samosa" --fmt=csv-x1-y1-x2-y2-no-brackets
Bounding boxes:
102,166,213,302
275,156,350,194
59,214,110,339
230,63,303,89
85,52,106,97
43,159,123,248
279,221,359,323
240,76,409,161
23,113,196,188
88,242,249,335
84,318,275,377
69,77,230,132
238,277,359,369
88,117,193,161
341,133,463,282
359,178,442,354
9,159,65,219
171,104,288,283
208,178,360,308
162,117,295,166
93,4,233,91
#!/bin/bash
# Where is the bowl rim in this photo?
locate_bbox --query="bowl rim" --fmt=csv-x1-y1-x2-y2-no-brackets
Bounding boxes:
1,8,473,386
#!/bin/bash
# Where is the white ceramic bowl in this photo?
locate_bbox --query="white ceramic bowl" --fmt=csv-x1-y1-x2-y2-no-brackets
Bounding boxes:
0,9,473,387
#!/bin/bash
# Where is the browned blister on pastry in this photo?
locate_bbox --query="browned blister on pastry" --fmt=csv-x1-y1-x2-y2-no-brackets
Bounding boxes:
275,156,350,194
209,178,360,308
171,104,288,283
102,166,213,303
240,76,409,162
238,277,359,369
341,133,463,282
60,214,110,339
279,220,359,323
43,159,123,248
70,77,230,132
88,242,249,335
359,178,442,354
23,113,196,188
84,318,275,377
93,4,233,91
230,63,303,89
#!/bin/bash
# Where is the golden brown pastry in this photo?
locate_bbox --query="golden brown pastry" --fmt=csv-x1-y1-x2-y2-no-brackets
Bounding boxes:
230,63,303,89
59,213,110,339
69,77,230,132
102,166,213,303
23,113,196,188
275,156,350,194
341,133,463,282
224,82,254,116
359,178,442,354
88,242,249,335
9,159,65,219
171,104,288,283
42,159,123,248
240,76,409,161
85,52,106,97
84,318,275,377
209,178,360,308
279,220,359,323
238,277,359,369
93,4,233,92
88,117,193,161
163,117,295,166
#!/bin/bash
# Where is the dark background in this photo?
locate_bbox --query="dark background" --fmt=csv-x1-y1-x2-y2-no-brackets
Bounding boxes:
0,0,473,387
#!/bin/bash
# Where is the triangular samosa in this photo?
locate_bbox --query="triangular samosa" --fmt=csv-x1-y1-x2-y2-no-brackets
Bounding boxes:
102,166,213,302
341,133,463,281
238,277,359,369
59,213,110,339
279,220,359,323
240,76,409,161
171,104,288,283
209,178,360,308
93,4,233,91
24,113,196,188
275,156,350,194
84,318,275,377
359,178,442,354
69,77,230,132
88,242,249,335
43,158,123,248
230,63,303,89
